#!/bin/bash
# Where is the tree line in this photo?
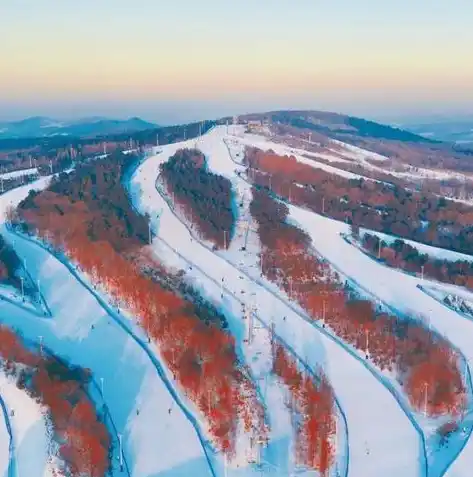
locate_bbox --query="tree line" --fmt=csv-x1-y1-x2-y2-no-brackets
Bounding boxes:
245,147,473,256
362,233,473,290
0,326,110,477
250,186,466,420
14,151,267,455
160,148,235,249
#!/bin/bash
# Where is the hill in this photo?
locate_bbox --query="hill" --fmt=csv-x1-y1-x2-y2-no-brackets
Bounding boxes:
0,116,157,139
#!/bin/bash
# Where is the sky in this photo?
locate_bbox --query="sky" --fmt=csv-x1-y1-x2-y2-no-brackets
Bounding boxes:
1,0,472,125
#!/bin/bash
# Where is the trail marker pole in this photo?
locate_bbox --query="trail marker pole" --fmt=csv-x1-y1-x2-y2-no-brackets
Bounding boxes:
421,265,424,280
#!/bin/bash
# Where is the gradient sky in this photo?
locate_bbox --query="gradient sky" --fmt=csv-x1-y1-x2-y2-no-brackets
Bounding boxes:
1,0,472,124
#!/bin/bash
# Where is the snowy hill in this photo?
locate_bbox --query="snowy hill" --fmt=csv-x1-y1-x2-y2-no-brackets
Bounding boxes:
2,111,473,476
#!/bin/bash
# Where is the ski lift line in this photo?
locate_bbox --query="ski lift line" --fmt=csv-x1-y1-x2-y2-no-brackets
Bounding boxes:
5,228,218,477
132,132,442,475
135,150,438,477
133,217,350,477
123,154,348,475
212,155,473,475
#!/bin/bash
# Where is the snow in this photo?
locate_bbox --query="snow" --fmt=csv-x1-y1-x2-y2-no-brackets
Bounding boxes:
287,204,473,477
0,168,38,181
357,228,473,263
5,122,473,475
0,372,61,477
129,125,423,477
330,139,390,163
225,130,369,181
0,178,213,477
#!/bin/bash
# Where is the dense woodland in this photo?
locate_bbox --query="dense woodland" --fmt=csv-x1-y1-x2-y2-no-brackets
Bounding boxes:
273,342,336,474
160,148,235,249
0,119,217,176
0,234,22,288
361,233,473,290
13,151,267,455
245,147,473,255
0,326,110,477
250,186,466,419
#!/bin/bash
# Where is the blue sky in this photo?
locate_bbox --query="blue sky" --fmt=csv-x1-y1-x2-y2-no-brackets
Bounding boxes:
1,1,472,124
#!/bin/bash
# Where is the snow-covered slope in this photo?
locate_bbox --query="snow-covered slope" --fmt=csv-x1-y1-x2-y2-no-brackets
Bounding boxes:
5,122,473,476
0,373,61,477
0,178,214,477
0,168,38,181
129,126,424,477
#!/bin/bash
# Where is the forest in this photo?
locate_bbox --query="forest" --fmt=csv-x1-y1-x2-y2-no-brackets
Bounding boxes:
0,326,110,477
0,119,216,177
273,342,336,475
160,148,235,249
361,233,473,290
13,151,267,456
245,147,473,256
250,186,466,420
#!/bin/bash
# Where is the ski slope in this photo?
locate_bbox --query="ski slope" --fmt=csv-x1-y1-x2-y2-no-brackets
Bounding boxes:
0,178,214,477
0,168,38,181
3,123,473,475
0,372,60,477
129,126,423,477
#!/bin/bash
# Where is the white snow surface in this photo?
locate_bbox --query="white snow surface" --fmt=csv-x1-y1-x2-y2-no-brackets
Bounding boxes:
0,372,61,477
0,178,213,477
0,168,38,181
4,124,473,476
227,130,368,181
129,125,423,477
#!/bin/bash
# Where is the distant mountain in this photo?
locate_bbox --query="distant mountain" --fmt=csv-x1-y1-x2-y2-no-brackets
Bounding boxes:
402,118,473,145
237,109,436,144
0,116,158,139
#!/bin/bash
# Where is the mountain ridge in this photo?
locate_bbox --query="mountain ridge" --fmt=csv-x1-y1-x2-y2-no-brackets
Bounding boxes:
0,116,157,139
